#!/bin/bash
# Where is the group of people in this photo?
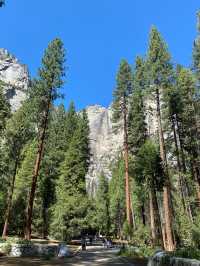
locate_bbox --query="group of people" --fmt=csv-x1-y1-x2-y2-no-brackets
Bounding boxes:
81,235,113,250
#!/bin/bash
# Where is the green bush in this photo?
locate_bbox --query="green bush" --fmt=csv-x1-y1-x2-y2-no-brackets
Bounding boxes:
1,243,11,255
171,247,200,260
119,245,155,258
130,225,151,247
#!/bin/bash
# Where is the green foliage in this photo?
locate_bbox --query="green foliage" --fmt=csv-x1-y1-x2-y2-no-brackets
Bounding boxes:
134,140,164,190
119,244,155,259
50,105,90,241
112,59,132,122
128,56,147,156
95,173,110,235
171,247,200,260
109,158,125,237
0,84,10,134
147,26,173,87
131,224,151,247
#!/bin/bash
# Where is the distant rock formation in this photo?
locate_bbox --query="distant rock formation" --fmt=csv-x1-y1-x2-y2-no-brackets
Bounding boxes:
0,48,29,111
85,105,123,195
85,99,158,195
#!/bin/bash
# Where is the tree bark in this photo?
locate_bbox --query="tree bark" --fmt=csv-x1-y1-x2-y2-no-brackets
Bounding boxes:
2,157,19,238
149,189,156,244
155,87,175,251
24,96,51,240
122,96,132,227
172,117,193,222
149,186,164,247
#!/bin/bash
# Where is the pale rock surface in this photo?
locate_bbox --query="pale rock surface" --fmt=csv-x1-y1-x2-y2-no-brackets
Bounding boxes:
0,48,29,111
85,105,123,195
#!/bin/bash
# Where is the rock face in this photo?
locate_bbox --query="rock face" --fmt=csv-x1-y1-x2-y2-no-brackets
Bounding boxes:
85,100,159,195
85,105,123,195
0,48,29,111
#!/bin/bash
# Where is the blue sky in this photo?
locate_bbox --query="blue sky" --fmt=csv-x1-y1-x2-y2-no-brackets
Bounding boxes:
0,1,199,110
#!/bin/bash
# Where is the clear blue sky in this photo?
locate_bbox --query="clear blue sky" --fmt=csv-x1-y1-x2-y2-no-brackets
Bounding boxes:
0,1,199,110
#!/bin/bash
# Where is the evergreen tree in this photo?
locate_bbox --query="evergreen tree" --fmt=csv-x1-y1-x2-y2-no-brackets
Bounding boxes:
1,102,34,238
134,140,164,247
147,26,175,251
128,56,147,156
36,104,69,238
25,38,65,239
109,157,126,238
50,108,90,240
112,59,133,226
95,173,110,235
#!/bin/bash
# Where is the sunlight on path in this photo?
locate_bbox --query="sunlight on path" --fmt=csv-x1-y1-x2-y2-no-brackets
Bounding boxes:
0,246,142,266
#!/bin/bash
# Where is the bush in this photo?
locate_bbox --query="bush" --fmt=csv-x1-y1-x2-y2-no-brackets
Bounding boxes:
130,225,151,247
1,243,11,255
171,247,200,260
119,245,155,258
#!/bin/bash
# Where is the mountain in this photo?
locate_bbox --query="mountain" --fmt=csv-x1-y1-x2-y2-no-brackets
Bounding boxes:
85,105,123,195
0,48,29,111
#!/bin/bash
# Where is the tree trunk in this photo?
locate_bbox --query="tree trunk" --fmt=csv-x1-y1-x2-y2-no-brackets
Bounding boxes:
149,186,164,247
176,120,193,220
141,203,146,226
42,206,48,239
171,117,193,221
192,163,200,207
2,158,19,238
123,96,132,227
24,97,51,240
149,189,156,244
155,87,175,251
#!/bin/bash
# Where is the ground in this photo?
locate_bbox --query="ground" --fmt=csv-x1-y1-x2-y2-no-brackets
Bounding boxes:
0,246,147,266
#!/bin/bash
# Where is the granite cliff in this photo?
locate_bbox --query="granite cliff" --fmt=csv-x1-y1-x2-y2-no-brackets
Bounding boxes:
0,48,29,111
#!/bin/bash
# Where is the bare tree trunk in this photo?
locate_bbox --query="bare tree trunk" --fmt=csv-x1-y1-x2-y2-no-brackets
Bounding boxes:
149,186,164,248
123,96,132,227
24,97,51,240
156,87,175,251
2,158,19,238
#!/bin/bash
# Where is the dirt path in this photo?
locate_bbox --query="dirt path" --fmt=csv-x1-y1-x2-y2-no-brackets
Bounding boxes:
0,246,147,266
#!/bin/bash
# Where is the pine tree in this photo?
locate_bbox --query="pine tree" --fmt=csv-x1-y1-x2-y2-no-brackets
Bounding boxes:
25,38,65,239
95,173,110,235
192,10,200,204
128,56,147,156
176,67,200,207
134,140,164,247
2,102,34,238
112,59,133,226
147,27,175,251
36,104,68,238
50,107,90,240
109,157,126,238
